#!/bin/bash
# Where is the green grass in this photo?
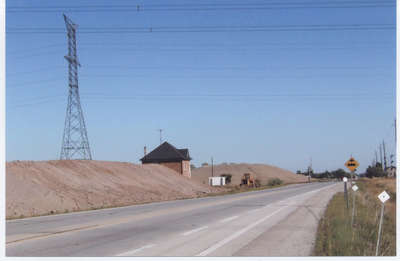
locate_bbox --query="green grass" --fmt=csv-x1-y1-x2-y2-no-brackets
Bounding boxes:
313,179,396,256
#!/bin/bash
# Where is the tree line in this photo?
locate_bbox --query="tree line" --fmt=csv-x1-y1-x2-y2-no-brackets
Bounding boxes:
296,168,351,180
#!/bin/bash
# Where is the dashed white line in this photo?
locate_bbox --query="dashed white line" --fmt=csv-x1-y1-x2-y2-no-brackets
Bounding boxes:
196,205,288,256
117,243,156,256
182,225,208,236
246,208,262,214
219,215,239,223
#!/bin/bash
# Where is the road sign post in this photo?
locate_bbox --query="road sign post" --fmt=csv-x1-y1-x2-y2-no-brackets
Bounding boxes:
345,157,358,200
376,190,390,256
343,177,349,210
351,184,358,227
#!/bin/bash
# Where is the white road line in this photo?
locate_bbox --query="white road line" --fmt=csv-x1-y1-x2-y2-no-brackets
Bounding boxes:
274,183,338,206
196,206,288,257
196,183,338,257
182,225,208,236
246,208,262,214
248,183,337,213
117,244,156,256
219,215,239,223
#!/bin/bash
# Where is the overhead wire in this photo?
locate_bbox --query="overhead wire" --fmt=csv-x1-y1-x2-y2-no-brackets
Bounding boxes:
6,24,395,34
6,1,395,13
6,1,395,109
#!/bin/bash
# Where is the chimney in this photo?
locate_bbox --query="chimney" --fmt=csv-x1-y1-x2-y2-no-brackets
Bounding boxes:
144,146,147,156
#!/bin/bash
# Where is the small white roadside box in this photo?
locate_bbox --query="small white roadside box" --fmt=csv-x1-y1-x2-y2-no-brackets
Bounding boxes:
209,177,226,186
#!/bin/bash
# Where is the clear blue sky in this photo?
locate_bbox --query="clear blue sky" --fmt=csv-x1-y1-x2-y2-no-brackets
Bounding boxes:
5,0,396,173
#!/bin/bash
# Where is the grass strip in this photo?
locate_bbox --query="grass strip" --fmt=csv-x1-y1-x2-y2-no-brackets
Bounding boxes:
313,178,396,256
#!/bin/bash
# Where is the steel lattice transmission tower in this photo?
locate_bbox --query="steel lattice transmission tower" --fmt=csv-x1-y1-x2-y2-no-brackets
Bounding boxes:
60,14,92,160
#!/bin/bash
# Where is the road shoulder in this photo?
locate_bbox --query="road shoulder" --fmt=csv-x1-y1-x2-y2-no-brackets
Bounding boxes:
234,183,341,256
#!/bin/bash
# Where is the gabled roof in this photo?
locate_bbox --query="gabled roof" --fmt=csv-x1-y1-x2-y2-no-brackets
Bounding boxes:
177,149,190,159
140,142,191,163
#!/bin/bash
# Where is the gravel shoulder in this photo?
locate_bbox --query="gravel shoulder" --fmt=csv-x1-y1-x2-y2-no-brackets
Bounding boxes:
234,183,342,256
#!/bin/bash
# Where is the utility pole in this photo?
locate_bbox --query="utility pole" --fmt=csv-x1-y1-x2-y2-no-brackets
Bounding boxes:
379,144,383,170
383,140,387,171
157,129,163,145
60,14,92,160
211,157,214,177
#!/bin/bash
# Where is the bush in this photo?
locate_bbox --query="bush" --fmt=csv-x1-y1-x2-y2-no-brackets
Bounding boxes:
366,164,386,178
255,179,261,187
267,178,283,186
220,173,232,184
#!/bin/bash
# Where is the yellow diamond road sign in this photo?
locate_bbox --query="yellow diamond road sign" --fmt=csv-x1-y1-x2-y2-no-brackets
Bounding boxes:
345,157,359,172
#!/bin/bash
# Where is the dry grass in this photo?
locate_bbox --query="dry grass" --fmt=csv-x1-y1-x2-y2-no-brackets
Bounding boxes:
313,178,396,256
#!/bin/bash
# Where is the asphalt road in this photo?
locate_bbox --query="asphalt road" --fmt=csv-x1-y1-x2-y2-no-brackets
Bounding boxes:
6,181,342,257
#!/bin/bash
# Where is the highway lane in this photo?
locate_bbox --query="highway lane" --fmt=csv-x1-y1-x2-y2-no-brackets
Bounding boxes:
6,181,342,256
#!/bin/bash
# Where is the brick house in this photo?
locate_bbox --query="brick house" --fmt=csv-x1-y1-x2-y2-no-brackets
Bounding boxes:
140,141,192,178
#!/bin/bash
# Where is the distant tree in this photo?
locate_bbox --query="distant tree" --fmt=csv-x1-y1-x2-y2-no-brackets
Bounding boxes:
201,162,209,167
324,171,331,179
331,168,350,180
296,170,302,175
366,164,386,178
190,164,196,170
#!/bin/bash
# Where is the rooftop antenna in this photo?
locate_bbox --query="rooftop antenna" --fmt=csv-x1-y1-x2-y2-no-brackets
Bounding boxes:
157,129,163,145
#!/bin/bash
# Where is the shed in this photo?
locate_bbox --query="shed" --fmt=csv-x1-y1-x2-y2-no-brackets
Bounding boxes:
209,176,226,186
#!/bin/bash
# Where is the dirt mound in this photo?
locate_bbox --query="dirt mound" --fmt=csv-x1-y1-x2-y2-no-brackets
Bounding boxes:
191,163,307,185
6,160,224,219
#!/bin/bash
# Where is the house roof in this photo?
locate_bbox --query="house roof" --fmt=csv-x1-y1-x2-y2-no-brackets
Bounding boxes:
177,149,190,159
140,142,191,163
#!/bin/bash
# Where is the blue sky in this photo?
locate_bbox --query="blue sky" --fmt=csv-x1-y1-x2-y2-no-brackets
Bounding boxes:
5,0,396,173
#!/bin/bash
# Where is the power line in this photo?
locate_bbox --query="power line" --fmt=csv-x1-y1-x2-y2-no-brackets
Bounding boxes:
83,65,393,70
7,44,395,58
7,73,394,88
7,41,394,57
9,24,396,30
6,65,393,77
8,92,393,104
7,24,395,34
7,27,395,34
7,1,395,13
75,40,394,47
7,93,393,110
8,1,395,8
